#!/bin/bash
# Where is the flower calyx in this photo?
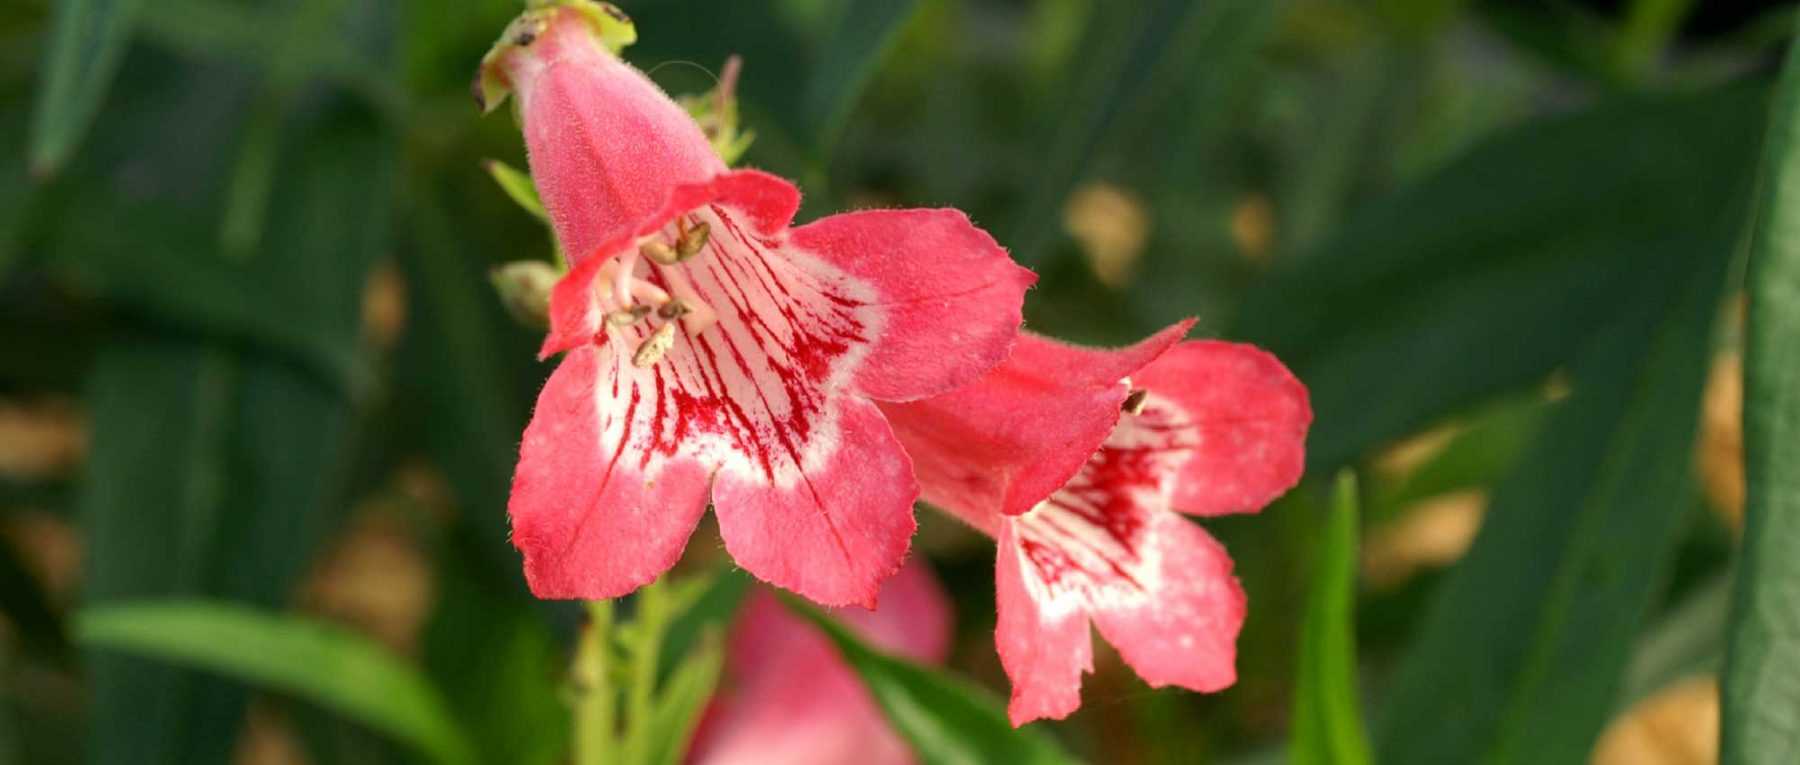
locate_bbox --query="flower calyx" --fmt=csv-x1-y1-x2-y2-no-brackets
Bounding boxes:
474,1,638,114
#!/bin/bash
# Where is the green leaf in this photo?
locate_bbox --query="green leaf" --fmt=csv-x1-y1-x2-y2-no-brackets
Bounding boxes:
483,158,548,223
640,630,724,765
781,596,1079,765
1004,0,1216,268
30,0,144,176
1373,87,1755,759
1623,574,1732,708
77,602,474,765
1237,85,1771,471
66,51,395,765
1722,12,1800,763
1290,472,1372,765
800,0,921,156
657,568,750,683
1365,394,1548,523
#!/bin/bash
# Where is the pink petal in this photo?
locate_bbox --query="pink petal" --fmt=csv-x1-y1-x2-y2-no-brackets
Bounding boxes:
713,398,919,608
995,521,1092,725
508,346,712,599
832,557,955,662
788,209,1036,402
694,560,950,765
1088,511,1244,692
881,323,1193,528
499,7,727,264
1133,341,1311,516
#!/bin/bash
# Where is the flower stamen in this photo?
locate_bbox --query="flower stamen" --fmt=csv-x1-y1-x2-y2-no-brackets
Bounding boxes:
642,239,680,266
632,321,677,367
606,305,651,326
675,219,710,260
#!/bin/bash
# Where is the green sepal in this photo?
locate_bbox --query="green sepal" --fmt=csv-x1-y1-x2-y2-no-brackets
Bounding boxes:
677,57,756,165
474,2,638,115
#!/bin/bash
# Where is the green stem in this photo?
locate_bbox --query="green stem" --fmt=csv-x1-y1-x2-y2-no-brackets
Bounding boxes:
573,600,616,765
623,580,666,765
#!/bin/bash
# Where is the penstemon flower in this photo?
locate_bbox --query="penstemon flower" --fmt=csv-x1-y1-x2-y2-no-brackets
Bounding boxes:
689,561,950,765
479,3,1034,606
880,326,1311,724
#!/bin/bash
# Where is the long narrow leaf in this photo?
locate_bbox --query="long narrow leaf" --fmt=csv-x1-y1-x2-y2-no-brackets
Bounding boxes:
800,0,920,157
78,602,474,765
1238,85,1770,472
1373,162,1750,762
1722,11,1800,763
1290,472,1372,765
30,0,144,176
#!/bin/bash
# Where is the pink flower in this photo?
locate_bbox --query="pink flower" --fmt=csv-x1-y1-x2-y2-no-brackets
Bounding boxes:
880,327,1311,724
689,561,951,765
480,4,1034,606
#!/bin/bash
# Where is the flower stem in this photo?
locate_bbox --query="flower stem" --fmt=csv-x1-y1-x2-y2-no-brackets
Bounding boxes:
623,579,666,764
573,600,616,765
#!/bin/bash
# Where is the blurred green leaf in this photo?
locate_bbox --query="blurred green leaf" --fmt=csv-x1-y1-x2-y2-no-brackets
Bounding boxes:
801,0,919,157
1722,13,1800,763
483,158,548,223
1006,0,1203,268
423,526,567,765
781,596,1079,765
1238,85,1769,471
1623,574,1731,707
657,568,750,683
30,0,142,176
640,629,723,765
1366,394,1548,522
1373,91,1752,759
70,45,395,764
78,602,475,765
1291,472,1372,765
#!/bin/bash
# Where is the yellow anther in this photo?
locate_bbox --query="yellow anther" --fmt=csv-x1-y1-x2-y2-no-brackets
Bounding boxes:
676,221,711,260
632,322,677,367
641,240,679,265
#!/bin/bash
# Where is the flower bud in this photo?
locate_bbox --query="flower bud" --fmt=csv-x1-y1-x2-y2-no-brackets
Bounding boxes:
490,260,562,329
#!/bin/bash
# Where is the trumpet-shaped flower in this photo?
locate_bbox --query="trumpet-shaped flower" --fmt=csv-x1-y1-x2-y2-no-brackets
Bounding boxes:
689,561,950,765
482,4,1033,606
880,328,1310,724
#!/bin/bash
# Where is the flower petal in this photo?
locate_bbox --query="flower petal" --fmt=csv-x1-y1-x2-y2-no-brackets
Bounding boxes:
788,209,1036,402
507,346,711,599
996,521,1093,725
501,7,727,264
882,324,1193,527
713,397,918,608
1088,511,1244,693
1134,341,1311,516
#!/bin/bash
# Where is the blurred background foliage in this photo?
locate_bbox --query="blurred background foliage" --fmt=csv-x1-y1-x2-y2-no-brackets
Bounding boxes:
1,0,1795,763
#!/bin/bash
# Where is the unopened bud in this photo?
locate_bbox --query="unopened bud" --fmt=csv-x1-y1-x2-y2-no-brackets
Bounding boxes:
632,322,678,367
490,260,562,329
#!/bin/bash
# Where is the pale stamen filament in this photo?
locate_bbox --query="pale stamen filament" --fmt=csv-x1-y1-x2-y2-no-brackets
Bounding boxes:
594,216,725,367
650,260,718,336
